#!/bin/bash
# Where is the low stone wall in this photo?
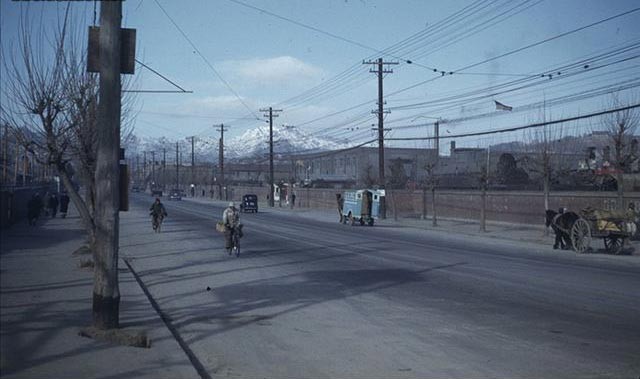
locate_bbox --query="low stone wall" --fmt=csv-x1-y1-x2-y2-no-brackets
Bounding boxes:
227,185,640,225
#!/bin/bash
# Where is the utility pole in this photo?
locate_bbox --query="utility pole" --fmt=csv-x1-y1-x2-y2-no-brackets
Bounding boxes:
93,0,122,329
363,58,397,218
190,136,195,196
151,151,156,189
162,147,166,190
260,107,282,207
215,124,228,200
175,141,179,190
143,151,147,189
434,120,440,158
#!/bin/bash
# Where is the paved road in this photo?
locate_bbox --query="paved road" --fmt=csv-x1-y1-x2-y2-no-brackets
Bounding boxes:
122,194,640,379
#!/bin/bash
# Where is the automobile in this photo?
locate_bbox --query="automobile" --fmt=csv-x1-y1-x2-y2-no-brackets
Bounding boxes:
168,189,183,201
131,186,141,193
240,194,258,213
151,189,163,197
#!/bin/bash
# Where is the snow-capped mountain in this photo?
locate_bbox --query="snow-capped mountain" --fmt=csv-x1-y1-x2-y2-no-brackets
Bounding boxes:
127,125,349,162
225,124,349,160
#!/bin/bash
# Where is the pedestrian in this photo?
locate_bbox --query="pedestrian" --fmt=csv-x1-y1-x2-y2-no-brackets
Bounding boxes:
202,189,205,197
48,193,59,218
336,193,344,223
27,193,43,226
291,193,296,208
59,193,70,218
43,192,50,217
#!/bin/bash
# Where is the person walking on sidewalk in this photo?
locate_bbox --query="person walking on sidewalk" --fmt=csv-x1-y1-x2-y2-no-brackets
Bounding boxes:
48,193,59,218
59,193,70,218
27,193,43,226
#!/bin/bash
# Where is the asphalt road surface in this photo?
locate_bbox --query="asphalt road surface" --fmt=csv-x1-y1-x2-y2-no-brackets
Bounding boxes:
122,195,640,379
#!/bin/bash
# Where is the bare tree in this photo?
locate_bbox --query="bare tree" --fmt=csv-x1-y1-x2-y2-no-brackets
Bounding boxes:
602,95,639,209
423,161,438,227
1,8,136,330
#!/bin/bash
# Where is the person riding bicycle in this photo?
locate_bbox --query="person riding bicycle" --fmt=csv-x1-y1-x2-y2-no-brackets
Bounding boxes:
149,198,168,230
222,201,241,251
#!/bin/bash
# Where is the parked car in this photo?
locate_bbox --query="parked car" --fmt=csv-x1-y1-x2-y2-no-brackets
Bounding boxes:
151,189,163,197
131,186,141,193
240,194,258,213
169,189,183,201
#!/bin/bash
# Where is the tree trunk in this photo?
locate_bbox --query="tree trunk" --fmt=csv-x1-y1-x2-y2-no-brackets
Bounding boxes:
431,186,437,227
617,171,624,210
421,188,427,220
480,187,487,232
93,1,122,330
543,174,550,236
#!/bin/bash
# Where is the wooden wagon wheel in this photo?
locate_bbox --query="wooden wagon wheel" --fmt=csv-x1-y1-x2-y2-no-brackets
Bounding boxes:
603,236,625,255
570,218,591,254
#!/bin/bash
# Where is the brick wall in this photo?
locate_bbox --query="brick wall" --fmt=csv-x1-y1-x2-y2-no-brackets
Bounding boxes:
227,185,640,225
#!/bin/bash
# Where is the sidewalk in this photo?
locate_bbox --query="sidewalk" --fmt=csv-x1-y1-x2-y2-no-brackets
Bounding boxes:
0,214,199,379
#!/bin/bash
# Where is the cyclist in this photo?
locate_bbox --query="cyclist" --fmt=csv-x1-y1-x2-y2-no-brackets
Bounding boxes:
222,201,240,254
149,197,168,232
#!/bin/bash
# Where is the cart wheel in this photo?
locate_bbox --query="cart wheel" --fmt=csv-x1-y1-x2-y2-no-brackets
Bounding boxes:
570,218,591,254
604,236,625,255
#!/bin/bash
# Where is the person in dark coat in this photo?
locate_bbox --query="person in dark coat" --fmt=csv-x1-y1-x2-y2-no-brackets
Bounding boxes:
27,193,43,226
48,194,59,218
59,193,70,218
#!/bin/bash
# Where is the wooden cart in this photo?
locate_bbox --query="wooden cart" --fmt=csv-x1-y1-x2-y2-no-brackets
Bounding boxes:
568,208,636,254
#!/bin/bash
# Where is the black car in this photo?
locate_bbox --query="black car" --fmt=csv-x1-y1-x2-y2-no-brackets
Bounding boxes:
168,189,183,201
240,194,258,213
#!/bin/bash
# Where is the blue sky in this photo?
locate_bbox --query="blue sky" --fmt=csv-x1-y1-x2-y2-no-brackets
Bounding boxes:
2,0,639,151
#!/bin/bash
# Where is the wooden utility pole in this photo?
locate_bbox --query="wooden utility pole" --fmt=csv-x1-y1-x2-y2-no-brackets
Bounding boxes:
260,107,281,207
162,147,166,190
215,124,227,200
363,58,397,218
93,0,122,329
142,151,147,188
190,136,195,196
175,141,179,190
151,151,156,188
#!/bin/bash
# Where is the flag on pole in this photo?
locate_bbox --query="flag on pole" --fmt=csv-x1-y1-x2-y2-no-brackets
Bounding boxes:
494,100,513,111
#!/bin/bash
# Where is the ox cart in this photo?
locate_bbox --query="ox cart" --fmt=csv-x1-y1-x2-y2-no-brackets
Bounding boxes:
564,208,636,254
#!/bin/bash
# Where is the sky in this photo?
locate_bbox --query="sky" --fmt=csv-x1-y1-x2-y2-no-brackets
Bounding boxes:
1,0,639,152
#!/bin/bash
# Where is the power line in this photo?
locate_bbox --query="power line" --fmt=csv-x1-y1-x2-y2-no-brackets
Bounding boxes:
385,103,640,141
152,0,260,120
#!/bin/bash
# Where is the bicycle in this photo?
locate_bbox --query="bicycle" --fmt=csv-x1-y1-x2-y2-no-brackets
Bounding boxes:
151,213,164,233
226,227,240,257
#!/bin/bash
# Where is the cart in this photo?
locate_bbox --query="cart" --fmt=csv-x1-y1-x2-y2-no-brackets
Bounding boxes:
567,207,636,254
342,189,385,226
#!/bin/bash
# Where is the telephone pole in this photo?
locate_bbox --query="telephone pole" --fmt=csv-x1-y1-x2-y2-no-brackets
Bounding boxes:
93,0,122,329
151,151,156,188
162,147,166,190
175,141,179,190
142,151,147,188
260,107,282,207
189,136,195,197
363,58,397,218
215,124,228,200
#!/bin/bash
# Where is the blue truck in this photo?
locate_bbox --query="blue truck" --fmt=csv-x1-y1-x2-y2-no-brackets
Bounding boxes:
342,189,385,226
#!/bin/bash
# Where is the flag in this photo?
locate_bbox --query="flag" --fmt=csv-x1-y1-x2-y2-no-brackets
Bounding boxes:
494,100,513,111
